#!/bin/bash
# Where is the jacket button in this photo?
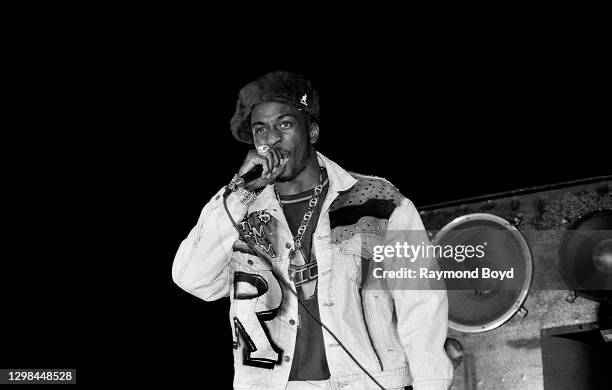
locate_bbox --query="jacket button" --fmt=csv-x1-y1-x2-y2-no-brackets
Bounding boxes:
289,319,295,325
284,356,291,362
247,260,253,265
285,242,292,249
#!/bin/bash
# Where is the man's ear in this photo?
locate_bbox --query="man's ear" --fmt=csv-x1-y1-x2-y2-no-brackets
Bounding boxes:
309,122,320,144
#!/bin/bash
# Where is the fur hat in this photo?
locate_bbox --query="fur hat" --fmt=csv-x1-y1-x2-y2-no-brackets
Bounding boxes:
230,70,320,144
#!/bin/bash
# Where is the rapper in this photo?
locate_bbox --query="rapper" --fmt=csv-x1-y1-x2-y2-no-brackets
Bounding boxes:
172,70,453,390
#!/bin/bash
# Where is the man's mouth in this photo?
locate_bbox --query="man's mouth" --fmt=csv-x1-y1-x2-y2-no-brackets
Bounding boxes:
278,151,290,163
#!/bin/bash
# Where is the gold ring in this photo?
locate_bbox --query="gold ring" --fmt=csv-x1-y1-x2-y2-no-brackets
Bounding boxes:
256,145,270,157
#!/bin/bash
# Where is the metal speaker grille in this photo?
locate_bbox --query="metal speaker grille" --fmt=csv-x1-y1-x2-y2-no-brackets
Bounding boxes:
560,209,612,303
433,213,534,333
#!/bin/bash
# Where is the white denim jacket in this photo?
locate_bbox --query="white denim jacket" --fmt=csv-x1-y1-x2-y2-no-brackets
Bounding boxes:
172,152,453,390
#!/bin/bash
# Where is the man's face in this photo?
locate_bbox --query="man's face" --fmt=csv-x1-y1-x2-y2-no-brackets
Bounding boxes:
250,101,315,182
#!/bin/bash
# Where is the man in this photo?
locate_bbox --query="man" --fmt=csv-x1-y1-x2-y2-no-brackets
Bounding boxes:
172,70,453,390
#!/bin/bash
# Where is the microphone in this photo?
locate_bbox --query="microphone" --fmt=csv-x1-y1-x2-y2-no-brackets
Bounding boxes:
224,164,264,198
240,164,264,184
241,144,275,184
223,145,277,198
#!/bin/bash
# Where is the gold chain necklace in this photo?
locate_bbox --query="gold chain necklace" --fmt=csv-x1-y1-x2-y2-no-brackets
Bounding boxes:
275,166,325,260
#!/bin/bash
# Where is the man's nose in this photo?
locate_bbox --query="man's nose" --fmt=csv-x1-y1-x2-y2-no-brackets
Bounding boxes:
267,127,282,145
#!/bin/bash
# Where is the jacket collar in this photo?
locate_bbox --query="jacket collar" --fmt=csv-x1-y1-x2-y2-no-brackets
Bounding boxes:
250,151,357,212
316,151,357,194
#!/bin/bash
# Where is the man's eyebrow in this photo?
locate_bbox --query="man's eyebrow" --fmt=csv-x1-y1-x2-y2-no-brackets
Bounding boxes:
251,113,295,127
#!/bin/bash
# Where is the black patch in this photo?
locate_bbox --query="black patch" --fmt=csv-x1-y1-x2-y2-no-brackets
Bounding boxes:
232,271,285,369
329,198,397,229
233,272,268,300
234,317,283,369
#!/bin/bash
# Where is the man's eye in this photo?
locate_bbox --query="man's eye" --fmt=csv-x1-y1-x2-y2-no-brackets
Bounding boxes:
279,121,293,129
254,127,266,134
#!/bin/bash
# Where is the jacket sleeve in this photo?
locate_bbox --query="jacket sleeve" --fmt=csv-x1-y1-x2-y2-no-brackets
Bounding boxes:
383,197,453,390
171,187,249,301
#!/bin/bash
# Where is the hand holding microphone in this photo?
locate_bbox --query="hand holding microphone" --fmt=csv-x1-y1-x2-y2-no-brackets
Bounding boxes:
237,145,288,191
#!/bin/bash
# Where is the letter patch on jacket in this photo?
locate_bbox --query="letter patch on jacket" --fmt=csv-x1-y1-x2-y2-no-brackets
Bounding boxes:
234,210,277,258
233,271,284,369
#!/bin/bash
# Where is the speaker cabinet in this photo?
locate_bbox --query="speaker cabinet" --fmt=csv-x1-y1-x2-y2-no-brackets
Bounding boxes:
542,322,612,390
419,177,612,390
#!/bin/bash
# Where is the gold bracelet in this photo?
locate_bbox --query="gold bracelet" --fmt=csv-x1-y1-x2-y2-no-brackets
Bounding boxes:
234,186,257,206
228,174,257,206
228,174,245,191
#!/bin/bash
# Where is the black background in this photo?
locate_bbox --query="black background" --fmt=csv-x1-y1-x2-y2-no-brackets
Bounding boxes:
3,25,610,387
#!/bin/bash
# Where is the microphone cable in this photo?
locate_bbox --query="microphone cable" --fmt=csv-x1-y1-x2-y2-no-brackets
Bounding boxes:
222,187,387,390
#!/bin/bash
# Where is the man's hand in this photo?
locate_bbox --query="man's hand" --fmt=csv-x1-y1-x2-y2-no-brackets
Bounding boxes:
237,148,288,191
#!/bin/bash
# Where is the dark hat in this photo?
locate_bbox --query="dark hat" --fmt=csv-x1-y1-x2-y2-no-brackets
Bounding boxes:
230,70,320,144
